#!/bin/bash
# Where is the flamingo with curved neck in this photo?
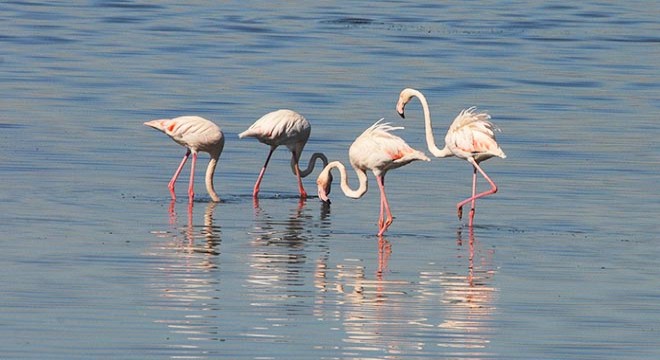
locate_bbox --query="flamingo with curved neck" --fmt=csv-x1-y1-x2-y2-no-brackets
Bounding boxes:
317,119,429,236
294,152,329,178
396,88,506,226
240,109,329,199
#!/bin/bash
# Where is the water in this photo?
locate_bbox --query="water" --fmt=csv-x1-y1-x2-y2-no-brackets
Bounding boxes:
1,1,659,359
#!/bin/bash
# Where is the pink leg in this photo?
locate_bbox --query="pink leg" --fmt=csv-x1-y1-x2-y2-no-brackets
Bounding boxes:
467,167,478,226
376,175,393,236
378,195,385,229
377,176,385,229
187,152,197,203
383,177,393,229
168,149,191,200
290,149,308,199
457,167,477,221
293,155,307,198
253,146,276,198
456,158,498,226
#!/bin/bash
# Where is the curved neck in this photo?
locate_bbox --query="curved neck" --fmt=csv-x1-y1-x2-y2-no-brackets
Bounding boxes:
297,152,329,178
325,161,368,199
411,89,452,158
205,156,220,202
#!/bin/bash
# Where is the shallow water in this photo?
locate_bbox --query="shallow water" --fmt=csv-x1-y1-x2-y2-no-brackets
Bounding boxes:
1,1,659,359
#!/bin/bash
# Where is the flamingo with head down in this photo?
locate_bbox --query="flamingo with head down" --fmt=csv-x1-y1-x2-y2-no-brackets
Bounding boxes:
239,109,329,199
316,119,429,236
144,116,224,203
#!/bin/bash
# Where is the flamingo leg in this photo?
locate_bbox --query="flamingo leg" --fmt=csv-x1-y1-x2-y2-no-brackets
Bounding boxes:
188,152,197,203
168,149,191,200
469,167,477,224
457,167,477,221
456,158,498,226
383,178,392,228
378,197,385,230
293,154,308,198
376,175,393,236
253,146,276,198
377,176,385,229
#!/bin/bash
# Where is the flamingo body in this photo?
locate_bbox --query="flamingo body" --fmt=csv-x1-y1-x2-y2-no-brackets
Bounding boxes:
239,109,311,149
239,109,327,198
443,107,506,163
317,119,429,236
144,116,224,203
396,88,505,226
349,120,428,177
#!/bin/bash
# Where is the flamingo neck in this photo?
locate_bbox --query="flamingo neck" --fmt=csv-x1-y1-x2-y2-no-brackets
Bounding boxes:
411,89,453,158
298,152,329,178
205,156,220,202
325,161,368,199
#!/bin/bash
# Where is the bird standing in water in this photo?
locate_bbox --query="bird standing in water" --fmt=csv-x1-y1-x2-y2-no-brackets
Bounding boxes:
316,119,429,236
144,116,224,203
396,88,506,226
239,109,328,199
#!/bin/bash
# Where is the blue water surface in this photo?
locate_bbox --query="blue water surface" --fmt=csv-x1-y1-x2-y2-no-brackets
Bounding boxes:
1,1,659,359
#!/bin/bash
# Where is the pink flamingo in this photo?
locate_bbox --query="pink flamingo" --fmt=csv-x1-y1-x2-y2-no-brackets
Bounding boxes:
396,88,506,226
144,116,224,203
239,109,328,199
316,119,429,236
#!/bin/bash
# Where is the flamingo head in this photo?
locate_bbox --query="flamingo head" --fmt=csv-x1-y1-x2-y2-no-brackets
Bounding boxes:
316,170,333,203
396,88,419,118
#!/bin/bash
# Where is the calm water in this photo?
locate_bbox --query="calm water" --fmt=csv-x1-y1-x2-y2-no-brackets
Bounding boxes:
2,1,659,359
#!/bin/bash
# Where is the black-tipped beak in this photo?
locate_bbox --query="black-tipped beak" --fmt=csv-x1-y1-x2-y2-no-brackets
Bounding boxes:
397,111,405,119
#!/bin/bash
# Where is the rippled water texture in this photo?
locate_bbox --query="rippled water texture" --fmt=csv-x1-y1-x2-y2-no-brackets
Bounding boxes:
1,1,659,359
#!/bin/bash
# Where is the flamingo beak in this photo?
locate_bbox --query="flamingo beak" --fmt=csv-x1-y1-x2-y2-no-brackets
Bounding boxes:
318,188,330,204
144,120,157,128
318,185,329,203
317,180,331,203
396,102,406,119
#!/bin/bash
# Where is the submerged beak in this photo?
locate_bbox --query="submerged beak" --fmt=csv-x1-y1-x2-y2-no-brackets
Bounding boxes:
318,187,330,203
317,181,331,203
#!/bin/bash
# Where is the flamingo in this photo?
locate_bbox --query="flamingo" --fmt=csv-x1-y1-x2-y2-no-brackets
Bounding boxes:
396,88,506,226
316,119,429,236
239,109,329,199
144,116,224,203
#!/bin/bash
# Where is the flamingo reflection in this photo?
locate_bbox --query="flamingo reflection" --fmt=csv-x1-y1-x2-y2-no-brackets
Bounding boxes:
146,201,222,357
313,229,498,358
434,227,497,352
243,199,330,340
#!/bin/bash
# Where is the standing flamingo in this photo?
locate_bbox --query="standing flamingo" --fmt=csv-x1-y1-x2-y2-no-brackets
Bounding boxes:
144,116,224,203
396,88,506,226
239,109,328,199
316,119,429,236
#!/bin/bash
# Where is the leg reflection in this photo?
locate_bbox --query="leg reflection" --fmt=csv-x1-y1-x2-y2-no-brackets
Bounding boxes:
377,236,391,277
146,200,222,357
